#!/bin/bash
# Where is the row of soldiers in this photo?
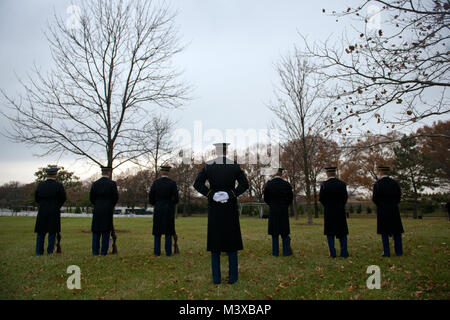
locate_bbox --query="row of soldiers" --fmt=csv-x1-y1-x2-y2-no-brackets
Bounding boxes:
33,143,405,285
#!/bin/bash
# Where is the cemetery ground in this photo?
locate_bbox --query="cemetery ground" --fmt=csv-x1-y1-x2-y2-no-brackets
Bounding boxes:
0,216,448,300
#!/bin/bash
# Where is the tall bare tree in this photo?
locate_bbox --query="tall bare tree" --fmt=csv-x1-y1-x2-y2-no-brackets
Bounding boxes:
1,0,189,175
133,114,176,178
303,0,450,138
269,51,333,224
280,140,302,219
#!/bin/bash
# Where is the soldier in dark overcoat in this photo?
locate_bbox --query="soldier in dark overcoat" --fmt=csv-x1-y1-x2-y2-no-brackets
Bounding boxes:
34,167,67,255
372,165,404,257
319,166,349,258
90,166,119,256
263,168,293,256
148,165,179,256
193,143,249,284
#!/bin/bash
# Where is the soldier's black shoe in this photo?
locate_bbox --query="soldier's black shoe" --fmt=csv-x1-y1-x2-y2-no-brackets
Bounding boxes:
381,254,390,257
339,254,349,258
228,279,237,284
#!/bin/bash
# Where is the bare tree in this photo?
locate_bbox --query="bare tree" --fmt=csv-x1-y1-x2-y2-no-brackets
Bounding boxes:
171,151,202,217
269,51,333,224
1,0,189,175
280,140,303,219
133,114,176,178
303,0,450,138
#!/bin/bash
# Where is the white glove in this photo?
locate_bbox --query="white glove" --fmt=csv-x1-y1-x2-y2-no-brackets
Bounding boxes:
213,191,229,203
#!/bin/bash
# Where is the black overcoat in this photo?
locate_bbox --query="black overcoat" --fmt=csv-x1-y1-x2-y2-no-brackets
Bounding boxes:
372,176,404,235
319,177,349,237
90,177,119,233
193,157,249,252
263,177,293,237
34,179,67,234
149,176,179,236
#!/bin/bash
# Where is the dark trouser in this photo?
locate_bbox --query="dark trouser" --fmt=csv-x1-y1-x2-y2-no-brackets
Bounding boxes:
272,235,291,256
211,251,238,284
381,234,403,256
36,233,56,256
327,235,349,258
154,235,172,256
92,232,111,256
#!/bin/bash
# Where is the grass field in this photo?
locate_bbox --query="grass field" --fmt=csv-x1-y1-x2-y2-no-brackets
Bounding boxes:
0,216,449,300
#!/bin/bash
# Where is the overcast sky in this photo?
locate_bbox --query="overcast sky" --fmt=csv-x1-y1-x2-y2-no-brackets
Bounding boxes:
0,0,418,184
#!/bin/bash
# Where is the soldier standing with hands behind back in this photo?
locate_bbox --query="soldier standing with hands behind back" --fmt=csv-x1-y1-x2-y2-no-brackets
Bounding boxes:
263,168,294,257
148,165,179,257
194,143,249,284
372,165,404,257
319,166,349,258
34,167,66,256
90,166,119,256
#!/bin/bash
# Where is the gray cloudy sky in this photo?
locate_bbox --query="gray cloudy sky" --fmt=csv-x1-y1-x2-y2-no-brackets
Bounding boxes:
0,0,366,183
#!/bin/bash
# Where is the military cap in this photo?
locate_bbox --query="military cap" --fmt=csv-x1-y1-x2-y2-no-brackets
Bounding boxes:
160,165,172,172
45,167,59,175
377,165,390,172
100,165,112,172
214,142,230,154
325,166,337,173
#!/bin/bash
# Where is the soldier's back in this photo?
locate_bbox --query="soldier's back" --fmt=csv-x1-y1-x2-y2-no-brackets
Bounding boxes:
152,177,177,200
36,179,64,201
265,178,293,204
375,177,400,202
205,158,241,190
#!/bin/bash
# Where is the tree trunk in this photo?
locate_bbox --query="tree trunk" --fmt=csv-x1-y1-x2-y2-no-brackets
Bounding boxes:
313,184,319,218
413,195,419,219
411,174,419,219
301,136,313,225
292,196,299,220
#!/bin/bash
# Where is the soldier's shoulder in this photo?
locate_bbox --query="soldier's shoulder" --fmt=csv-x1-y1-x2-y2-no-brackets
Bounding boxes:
56,180,65,188
278,177,291,186
205,158,219,165
167,177,177,185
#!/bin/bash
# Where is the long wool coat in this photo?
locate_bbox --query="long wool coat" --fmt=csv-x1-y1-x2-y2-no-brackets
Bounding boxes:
149,176,179,236
263,177,293,237
372,176,404,235
90,177,119,233
34,179,67,234
193,157,249,252
319,177,349,237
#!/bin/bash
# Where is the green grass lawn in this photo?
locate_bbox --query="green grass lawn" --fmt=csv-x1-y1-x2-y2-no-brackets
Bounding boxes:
0,216,448,300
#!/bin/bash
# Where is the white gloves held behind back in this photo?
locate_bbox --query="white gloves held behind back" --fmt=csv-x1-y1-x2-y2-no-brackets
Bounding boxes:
213,191,229,203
